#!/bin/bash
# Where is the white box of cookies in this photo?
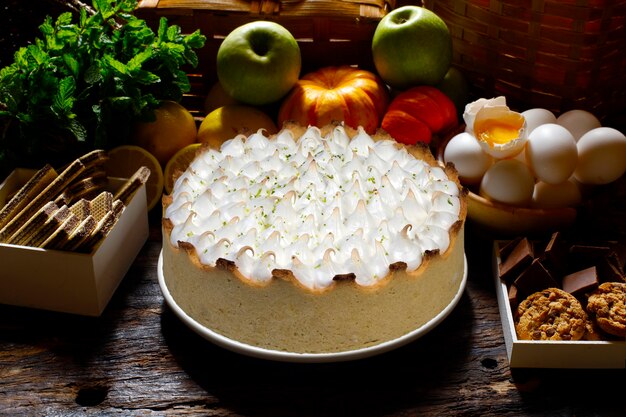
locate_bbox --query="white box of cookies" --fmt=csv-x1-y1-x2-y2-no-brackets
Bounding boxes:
493,237,626,369
0,152,149,316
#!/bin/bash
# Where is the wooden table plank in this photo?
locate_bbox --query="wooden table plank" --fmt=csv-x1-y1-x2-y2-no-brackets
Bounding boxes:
1,220,624,416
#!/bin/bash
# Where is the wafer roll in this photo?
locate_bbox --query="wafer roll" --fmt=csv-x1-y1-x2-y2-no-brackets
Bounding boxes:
112,199,125,219
78,149,108,171
0,159,85,242
5,201,59,246
62,215,97,251
77,211,118,253
114,166,150,207
40,212,80,250
0,164,57,230
69,199,91,221
27,205,72,248
89,191,113,222
67,175,107,203
54,190,72,206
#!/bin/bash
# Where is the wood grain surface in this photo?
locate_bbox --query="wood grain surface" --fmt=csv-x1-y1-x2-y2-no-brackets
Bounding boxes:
1,217,624,417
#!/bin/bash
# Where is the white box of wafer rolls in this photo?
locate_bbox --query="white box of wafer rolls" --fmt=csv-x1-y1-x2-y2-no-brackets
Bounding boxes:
0,168,149,316
493,241,626,369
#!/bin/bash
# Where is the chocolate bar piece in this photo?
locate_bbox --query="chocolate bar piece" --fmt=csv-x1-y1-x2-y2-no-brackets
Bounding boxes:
562,266,599,297
499,238,534,283
596,252,626,283
498,237,522,260
513,258,558,298
543,231,570,276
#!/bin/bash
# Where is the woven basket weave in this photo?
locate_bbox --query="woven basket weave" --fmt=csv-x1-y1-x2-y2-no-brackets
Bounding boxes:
423,0,626,127
136,1,395,81
135,0,397,117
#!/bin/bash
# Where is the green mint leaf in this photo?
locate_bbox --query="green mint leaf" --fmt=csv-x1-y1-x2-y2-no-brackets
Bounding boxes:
84,64,102,85
157,17,168,41
63,55,80,78
55,76,76,111
185,30,207,49
68,119,88,142
103,55,129,76
167,25,181,42
56,12,73,27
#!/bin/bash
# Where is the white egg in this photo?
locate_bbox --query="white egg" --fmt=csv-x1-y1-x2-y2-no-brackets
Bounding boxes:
574,127,626,185
532,179,582,209
526,123,578,185
443,132,494,185
513,147,528,164
521,108,557,134
557,109,601,141
479,159,535,206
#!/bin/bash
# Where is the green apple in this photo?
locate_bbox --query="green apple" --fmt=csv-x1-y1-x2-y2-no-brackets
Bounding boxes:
372,6,452,89
217,21,301,106
436,66,470,117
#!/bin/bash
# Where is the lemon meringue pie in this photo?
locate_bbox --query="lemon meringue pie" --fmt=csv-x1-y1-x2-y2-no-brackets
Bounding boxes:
162,124,467,353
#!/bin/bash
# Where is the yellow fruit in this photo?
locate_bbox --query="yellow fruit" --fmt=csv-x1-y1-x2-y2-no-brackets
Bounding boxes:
164,143,202,195
204,81,239,114
132,100,198,166
104,145,164,211
197,104,278,149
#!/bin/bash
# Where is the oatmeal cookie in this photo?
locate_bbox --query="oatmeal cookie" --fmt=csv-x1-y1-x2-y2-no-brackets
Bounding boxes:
586,282,626,337
515,288,588,341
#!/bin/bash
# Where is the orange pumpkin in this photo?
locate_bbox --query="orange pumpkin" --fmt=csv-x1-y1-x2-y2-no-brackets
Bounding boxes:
278,66,390,134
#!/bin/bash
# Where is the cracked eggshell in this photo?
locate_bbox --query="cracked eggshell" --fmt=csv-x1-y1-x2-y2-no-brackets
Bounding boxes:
473,106,527,159
463,96,507,135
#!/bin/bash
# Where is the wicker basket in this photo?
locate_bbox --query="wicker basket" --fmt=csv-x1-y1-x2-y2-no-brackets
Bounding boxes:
135,0,396,115
423,0,626,128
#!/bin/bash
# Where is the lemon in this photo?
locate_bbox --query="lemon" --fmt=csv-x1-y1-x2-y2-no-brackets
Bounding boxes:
104,145,165,211
204,81,239,114
164,143,203,195
197,104,278,149
132,100,198,167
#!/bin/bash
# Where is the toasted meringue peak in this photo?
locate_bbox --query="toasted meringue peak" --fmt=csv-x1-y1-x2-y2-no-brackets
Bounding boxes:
164,126,462,289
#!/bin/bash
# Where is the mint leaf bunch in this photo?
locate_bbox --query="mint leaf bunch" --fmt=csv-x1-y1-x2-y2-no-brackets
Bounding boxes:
0,0,206,173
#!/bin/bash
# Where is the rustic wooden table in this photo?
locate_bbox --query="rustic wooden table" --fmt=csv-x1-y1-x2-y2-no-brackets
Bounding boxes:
1,215,624,417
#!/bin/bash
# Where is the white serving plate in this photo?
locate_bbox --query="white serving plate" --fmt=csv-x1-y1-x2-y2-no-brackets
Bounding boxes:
158,252,467,363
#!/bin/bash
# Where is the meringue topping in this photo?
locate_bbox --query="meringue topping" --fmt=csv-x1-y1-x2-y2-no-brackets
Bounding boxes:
165,126,461,289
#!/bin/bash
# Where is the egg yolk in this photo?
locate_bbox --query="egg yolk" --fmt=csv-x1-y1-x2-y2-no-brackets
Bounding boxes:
475,114,524,147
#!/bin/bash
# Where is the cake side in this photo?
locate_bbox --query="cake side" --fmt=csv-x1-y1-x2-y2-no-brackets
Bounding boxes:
161,224,465,353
